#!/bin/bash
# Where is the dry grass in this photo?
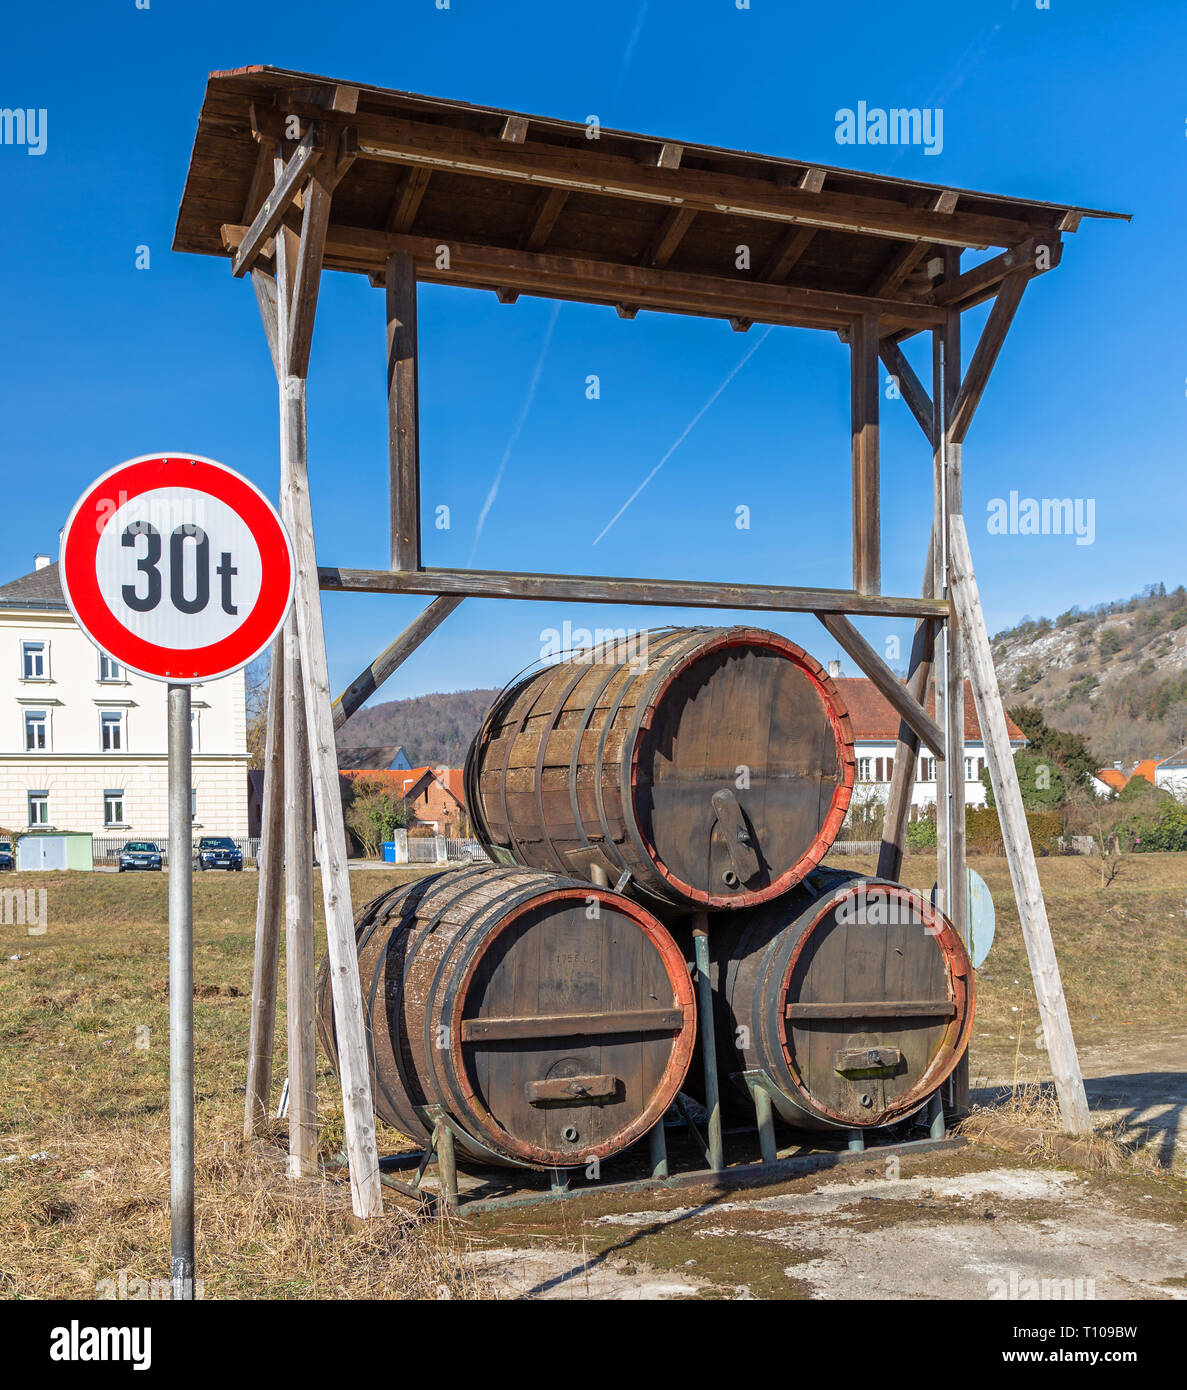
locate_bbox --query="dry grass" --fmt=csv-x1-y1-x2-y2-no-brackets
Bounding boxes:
3,853,1186,1298
0,866,491,1300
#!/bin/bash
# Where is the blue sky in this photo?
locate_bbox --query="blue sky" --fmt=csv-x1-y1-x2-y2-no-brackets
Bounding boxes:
1,0,1181,705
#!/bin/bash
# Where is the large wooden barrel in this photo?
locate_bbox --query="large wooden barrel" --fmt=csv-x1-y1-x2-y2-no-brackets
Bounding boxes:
464,627,855,911
701,867,975,1130
315,866,696,1169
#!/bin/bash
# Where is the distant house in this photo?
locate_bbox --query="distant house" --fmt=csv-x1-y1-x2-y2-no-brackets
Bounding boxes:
1155,748,1187,798
339,764,468,834
1094,759,1159,796
831,672,1027,814
336,745,412,771
0,554,248,838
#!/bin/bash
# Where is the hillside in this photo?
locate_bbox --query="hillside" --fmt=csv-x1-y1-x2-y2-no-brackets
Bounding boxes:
991,584,1187,763
336,688,500,769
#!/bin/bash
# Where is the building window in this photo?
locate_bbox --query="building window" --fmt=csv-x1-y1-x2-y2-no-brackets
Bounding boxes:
99,653,122,682
858,756,872,782
922,756,937,783
103,790,125,826
965,755,975,782
191,787,197,819
24,709,47,751
190,708,199,753
100,709,124,751
21,641,47,680
27,790,48,826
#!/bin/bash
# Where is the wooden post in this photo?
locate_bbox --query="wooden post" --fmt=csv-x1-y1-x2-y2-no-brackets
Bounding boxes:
932,253,969,1112
271,137,384,1216
949,516,1091,1136
244,635,284,1137
850,311,880,595
386,251,421,572
876,547,936,881
282,616,318,1175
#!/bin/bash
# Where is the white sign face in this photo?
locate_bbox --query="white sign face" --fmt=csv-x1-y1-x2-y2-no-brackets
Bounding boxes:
94,488,266,650
60,454,295,683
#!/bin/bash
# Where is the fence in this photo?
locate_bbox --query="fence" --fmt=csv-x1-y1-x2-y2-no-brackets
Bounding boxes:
389,832,490,865
90,834,262,867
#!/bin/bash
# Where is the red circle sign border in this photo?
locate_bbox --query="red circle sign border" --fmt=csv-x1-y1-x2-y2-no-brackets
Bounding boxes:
60,453,295,683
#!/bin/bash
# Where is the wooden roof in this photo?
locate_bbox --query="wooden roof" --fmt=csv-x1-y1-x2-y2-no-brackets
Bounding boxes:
174,65,1128,333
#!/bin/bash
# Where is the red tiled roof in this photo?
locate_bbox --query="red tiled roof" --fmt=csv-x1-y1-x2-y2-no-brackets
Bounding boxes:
337,765,467,808
832,677,1026,743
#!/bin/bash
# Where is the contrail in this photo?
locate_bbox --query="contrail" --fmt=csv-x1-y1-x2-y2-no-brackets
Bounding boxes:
592,325,774,546
469,301,561,564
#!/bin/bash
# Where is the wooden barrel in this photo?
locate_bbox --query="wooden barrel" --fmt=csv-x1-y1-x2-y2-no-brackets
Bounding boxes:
464,626,855,911
702,867,975,1130
315,866,696,1169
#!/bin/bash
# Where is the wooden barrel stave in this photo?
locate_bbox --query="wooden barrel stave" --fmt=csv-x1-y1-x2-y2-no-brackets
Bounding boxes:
316,866,697,1169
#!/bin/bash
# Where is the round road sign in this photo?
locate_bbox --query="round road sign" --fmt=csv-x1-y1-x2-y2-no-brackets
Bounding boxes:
60,453,294,683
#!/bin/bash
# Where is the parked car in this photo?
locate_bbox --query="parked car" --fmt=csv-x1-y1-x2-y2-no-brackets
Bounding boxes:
0,840,12,871
118,841,163,872
196,836,243,871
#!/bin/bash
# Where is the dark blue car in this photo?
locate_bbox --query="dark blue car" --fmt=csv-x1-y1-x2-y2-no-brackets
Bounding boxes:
0,839,12,871
196,836,243,871
119,841,162,872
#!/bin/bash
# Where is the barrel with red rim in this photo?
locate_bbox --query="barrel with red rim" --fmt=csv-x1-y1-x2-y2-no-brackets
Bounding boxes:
316,866,696,1169
464,626,855,911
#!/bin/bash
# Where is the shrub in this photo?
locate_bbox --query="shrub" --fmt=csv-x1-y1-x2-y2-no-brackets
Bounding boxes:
906,817,937,851
1120,798,1187,852
1015,663,1042,692
1098,627,1124,657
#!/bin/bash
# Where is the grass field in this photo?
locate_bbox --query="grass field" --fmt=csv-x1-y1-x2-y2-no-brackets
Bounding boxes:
1,852,1185,1299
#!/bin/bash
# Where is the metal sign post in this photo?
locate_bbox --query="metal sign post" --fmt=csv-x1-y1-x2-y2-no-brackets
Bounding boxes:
60,453,296,1301
167,682,194,1300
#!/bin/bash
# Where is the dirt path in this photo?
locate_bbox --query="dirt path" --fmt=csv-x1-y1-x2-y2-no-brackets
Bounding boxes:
466,1147,1187,1301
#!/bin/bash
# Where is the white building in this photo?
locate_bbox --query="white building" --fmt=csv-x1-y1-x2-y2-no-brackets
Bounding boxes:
1155,747,1187,799
0,555,249,839
830,671,1028,815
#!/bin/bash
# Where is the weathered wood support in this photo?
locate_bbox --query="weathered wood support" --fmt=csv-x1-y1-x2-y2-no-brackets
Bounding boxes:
950,268,1028,443
244,635,284,1138
250,96,383,1216
282,614,317,1176
850,311,880,595
816,612,942,757
332,596,463,731
876,537,936,881
386,251,422,572
949,516,1090,1135
932,251,968,1114
318,565,945,619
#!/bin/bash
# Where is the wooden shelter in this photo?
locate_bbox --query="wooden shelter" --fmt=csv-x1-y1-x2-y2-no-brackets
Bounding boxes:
174,66,1128,1216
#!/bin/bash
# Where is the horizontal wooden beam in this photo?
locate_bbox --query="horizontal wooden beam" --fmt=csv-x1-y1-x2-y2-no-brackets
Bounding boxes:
318,564,950,619
817,611,945,757
328,110,1032,249
231,124,324,278
220,224,947,333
